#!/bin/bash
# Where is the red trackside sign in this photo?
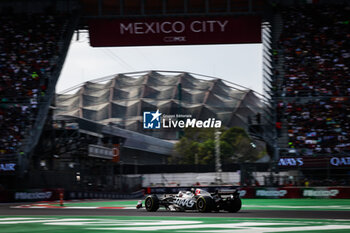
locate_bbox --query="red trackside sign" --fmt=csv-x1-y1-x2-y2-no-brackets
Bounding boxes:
88,16,261,47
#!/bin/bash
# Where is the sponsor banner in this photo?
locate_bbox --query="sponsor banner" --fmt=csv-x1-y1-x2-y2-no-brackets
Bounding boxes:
15,191,53,201
281,187,301,198
278,157,304,167
144,186,349,199
0,163,16,172
14,189,63,202
253,187,349,199
254,187,350,199
238,187,255,198
0,189,63,202
330,157,350,167
255,188,287,198
1,189,144,202
278,157,350,168
302,187,350,199
89,16,261,47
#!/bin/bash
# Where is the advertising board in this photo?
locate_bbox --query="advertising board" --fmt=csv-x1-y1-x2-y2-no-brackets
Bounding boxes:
89,16,261,47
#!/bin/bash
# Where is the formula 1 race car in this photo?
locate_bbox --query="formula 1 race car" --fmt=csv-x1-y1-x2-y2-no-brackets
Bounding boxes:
137,188,241,213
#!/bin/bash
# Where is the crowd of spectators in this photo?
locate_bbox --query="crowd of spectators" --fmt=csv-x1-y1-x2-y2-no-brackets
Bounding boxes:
0,12,67,155
276,4,350,156
278,98,350,155
278,5,349,98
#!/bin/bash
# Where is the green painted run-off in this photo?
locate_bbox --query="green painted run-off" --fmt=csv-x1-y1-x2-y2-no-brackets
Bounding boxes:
1,216,350,233
52,198,350,211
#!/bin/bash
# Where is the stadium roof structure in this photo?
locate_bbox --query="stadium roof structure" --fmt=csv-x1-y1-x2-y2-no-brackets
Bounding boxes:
55,71,263,139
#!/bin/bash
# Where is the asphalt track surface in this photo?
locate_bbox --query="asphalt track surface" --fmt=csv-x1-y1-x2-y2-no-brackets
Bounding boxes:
1,203,349,219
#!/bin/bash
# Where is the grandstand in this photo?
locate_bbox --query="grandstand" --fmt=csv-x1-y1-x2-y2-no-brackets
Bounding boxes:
271,3,350,157
0,1,79,182
55,71,264,140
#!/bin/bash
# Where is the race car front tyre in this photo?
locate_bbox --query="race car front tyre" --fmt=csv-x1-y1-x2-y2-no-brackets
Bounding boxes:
196,196,214,213
145,195,159,212
227,198,242,213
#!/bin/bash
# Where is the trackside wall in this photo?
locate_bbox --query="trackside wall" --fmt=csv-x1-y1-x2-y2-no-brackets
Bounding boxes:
144,186,350,199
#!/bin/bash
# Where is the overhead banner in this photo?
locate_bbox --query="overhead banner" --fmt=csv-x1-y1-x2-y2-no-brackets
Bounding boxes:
89,16,261,47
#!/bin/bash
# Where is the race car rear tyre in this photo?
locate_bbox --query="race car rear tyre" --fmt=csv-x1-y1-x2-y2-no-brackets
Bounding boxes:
145,195,159,212
196,196,214,213
227,198,242,213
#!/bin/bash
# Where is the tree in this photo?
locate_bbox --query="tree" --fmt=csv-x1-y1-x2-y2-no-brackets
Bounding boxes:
172,128,215,165
172,127,264,165
220,127,260,163
172,136,199,164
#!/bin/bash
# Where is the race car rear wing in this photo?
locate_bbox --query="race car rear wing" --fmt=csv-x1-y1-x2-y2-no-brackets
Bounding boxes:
144,186,240,195
211,189,240,198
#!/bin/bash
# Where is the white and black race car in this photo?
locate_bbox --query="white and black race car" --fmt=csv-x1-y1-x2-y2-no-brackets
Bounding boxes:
137,188,241,213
